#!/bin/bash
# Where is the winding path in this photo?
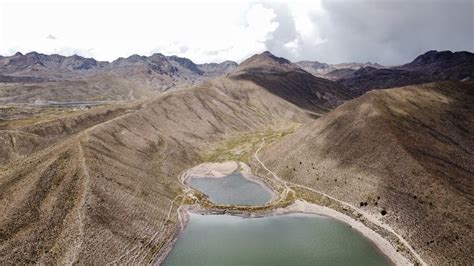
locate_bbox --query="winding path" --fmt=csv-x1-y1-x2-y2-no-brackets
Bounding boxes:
254,139,427,266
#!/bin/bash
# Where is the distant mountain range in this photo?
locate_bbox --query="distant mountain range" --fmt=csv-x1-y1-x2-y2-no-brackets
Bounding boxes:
333,50,474,95
295,60,385,78
0,51,238,91
0,50,473,102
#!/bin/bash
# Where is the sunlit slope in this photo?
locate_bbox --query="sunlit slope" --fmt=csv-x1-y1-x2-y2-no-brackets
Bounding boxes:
0,50,354,264
0,74,319,264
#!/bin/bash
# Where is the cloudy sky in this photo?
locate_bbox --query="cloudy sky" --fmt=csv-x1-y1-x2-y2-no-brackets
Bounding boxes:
0,0,472,64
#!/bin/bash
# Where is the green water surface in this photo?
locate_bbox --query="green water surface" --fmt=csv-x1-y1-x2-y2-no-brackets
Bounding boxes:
163,213,392,266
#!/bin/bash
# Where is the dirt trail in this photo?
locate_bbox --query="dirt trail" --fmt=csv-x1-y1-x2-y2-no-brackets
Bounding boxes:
59,141,89,265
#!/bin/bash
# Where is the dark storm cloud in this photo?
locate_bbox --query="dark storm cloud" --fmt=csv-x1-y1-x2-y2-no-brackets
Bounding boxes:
260,2,300,60
263,0,473,65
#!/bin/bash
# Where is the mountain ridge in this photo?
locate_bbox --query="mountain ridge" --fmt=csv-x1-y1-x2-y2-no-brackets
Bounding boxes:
229,51,352,112
0,52,239,102
335,50,474,95
296,60,385,78
0,51,238,80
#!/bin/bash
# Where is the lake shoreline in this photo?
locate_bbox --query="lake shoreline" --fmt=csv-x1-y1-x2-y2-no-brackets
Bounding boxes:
153,161,413,265
182,161,278,204
155,200,411,266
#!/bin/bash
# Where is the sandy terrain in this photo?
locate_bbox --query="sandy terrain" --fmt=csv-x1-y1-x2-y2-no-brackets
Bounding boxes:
185,161,239,178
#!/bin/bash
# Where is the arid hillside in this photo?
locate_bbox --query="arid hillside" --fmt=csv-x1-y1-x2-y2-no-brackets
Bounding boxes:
258,81,474,265
0,51,351,264
1,50,472,265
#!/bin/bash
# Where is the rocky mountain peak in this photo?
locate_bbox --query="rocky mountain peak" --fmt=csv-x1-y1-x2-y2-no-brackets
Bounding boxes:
167,55,203,75
236,51,298,72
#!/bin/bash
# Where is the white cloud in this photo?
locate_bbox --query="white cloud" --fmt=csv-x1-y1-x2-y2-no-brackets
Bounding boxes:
1,0,470,64
0,0,287,63
283,38,299,57
244,3,279,43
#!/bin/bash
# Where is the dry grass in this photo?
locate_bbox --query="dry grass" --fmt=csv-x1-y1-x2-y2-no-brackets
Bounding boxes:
201,125,299,164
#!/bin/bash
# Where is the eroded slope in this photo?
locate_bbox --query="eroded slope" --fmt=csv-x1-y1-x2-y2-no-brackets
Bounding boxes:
259,81,474,264
0,74,320,264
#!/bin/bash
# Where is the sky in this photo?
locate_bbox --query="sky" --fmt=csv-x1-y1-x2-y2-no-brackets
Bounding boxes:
0,0,472,65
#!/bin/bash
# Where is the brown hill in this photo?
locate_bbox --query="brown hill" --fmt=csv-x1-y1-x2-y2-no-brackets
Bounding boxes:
237,51,299,72
231,51,352,112
257,81,474,265
0,50,350,263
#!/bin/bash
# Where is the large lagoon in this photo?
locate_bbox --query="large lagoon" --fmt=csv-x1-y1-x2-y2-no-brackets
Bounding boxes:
164,213,392,265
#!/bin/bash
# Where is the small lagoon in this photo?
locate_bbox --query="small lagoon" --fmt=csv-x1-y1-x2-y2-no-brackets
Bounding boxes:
188,172,273,205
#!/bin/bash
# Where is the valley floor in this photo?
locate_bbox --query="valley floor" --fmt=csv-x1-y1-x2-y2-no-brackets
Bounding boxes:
153,133,425,265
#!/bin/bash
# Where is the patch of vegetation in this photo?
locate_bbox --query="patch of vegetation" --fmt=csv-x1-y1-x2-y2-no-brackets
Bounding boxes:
201,124,299,164
0,106,89,129
182,196,195,205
